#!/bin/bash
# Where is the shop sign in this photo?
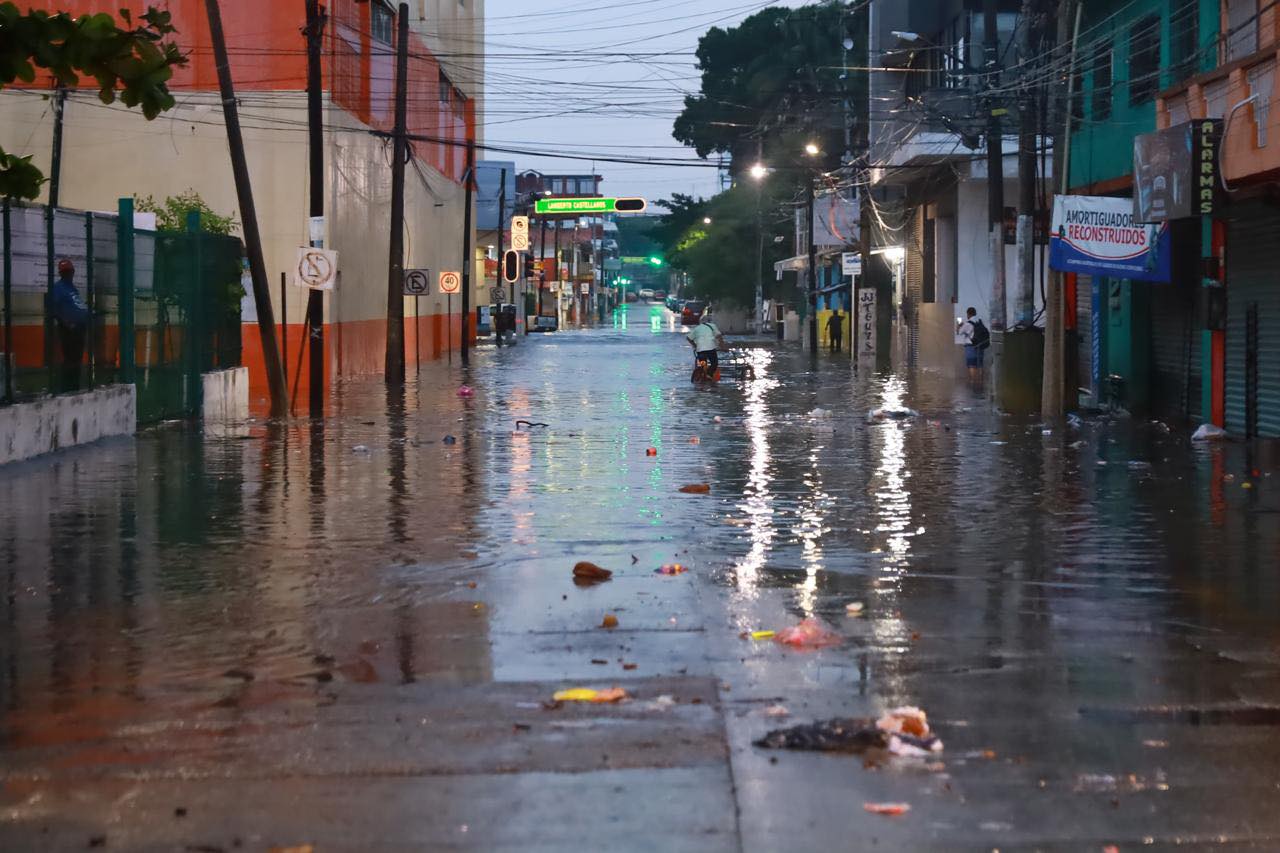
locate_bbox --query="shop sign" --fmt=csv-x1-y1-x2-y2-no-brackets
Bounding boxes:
1049,195,1171,283
1134,119,1222,222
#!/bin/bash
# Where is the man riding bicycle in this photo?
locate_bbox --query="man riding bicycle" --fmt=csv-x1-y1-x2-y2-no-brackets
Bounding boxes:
686,309,724,381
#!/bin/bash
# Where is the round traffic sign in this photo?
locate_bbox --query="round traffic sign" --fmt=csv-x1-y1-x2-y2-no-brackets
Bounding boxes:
438,271,461,294
298,249,334,289
404,269,430,295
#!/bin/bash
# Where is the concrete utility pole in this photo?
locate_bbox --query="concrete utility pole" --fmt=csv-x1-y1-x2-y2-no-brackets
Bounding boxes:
496,167,508,305
204,0,288,417
384,2,410,385
304,0,326,416
984,0,1006,335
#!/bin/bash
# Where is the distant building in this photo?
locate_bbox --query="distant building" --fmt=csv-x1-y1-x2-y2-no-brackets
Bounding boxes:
0,0,483,409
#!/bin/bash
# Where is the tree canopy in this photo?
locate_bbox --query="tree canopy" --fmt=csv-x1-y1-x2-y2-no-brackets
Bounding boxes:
673,2,853,178
0,3,186,199
654,179,795,309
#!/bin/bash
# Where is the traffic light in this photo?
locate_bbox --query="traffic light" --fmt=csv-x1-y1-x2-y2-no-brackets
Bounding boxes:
614,198,647,212
647,256,664,267
523,255,536,279
502,250,519,283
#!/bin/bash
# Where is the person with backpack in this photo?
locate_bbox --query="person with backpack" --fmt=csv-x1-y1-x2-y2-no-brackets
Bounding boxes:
958,306,989,386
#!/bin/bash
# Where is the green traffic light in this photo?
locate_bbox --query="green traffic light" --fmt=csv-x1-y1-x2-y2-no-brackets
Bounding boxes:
648,256,663,266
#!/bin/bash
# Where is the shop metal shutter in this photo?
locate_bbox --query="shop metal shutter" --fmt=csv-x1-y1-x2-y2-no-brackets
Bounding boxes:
1149,280,1202,423
1225,208,1280,437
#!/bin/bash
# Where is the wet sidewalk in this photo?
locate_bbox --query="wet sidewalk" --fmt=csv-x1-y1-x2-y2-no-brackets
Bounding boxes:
3,312,1280,850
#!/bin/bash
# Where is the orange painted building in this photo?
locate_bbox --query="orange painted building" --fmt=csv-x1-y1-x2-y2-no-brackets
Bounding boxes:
1,0,485,411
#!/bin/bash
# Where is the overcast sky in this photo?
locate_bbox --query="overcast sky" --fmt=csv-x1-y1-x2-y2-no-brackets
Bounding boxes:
481,0,806,203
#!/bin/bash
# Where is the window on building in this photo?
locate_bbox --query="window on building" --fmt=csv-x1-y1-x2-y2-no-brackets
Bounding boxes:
1071,60,1085,123
1170,0,1200,79
1128,15,1160,106
1225,0,1258,62
1092,43,1112,122
439,69,451,104
371,0,394,45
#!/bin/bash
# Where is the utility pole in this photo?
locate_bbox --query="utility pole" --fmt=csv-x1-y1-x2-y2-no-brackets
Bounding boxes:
384,2,409,384
1016,0,1038,328
538,215,548,319
205,0,288,416
496,167,507,304
304,0,326,417
461,139,475,366
1044,0,1082,419
984,0,1006,336
754,139,764,336
807,176,818,355
48,85,67,207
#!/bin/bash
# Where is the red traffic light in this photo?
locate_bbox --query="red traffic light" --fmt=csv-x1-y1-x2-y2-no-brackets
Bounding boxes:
613,198,647,213
502,250,519,283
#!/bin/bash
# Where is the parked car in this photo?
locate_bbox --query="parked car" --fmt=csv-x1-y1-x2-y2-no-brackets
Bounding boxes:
665,295,680,312
638,288,655,300
681,300,707,325
653,290,667,301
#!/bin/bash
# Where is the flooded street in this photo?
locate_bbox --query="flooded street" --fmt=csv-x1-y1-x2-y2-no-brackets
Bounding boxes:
4,309,1280,851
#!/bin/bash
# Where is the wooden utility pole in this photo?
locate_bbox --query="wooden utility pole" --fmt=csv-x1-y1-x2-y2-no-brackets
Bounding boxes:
304,0,326,416
384,2,410,384
1016,0,1039,327
461,139,475,366
1043,0,1082,419
205,0,288,416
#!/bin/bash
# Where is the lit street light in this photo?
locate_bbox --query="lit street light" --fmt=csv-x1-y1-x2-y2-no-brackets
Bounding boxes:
804,142,820,157
749,163,767,180
703,217,713,225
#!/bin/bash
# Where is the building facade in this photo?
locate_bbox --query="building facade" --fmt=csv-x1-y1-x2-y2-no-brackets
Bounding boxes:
0,0,483,409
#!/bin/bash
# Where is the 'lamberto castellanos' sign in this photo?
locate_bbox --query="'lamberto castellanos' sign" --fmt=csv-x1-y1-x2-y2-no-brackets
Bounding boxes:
1049,195,1171,283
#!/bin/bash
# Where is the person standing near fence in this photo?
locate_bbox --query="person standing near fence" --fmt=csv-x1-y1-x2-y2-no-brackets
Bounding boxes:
48,259,89,391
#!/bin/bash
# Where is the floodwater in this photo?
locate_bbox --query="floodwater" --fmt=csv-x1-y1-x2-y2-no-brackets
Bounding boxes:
3,304,1280,850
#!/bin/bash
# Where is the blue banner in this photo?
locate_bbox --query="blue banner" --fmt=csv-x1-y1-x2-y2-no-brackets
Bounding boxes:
1049,195,1172,283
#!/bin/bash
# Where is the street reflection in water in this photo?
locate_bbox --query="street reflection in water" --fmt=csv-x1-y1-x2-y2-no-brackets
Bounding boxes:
3,315,1280,848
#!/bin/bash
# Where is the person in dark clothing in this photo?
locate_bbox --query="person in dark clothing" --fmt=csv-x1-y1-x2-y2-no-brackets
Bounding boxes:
826,309,844,353
47,258,89,391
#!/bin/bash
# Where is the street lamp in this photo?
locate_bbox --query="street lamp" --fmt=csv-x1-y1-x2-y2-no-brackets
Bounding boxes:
804,142,821,157
749,163,768,180
703,217,713,225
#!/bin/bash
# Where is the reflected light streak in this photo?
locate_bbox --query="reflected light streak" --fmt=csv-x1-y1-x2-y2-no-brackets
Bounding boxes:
872,376,914,576
735,349,778,597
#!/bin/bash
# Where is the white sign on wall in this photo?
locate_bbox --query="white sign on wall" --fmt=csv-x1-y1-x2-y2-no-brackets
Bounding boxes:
857,288,877,362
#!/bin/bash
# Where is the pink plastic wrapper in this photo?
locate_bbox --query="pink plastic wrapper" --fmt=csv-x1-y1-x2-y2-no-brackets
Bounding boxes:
773,618,842,649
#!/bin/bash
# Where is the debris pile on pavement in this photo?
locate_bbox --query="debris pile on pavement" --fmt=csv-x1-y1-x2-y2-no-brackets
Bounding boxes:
772,618,842,649
868,406,920,422
1192,423,1228,441
552,687,629,704
863,803,911,817
755,706,943,757
573,561,613,584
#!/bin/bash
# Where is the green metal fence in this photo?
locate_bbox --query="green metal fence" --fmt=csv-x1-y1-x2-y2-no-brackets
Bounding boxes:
0,198,243,423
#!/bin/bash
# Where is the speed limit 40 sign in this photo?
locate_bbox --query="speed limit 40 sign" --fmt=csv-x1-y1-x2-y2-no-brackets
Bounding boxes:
438,271,461,294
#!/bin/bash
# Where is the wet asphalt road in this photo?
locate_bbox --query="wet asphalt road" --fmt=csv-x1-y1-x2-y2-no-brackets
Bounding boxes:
3,303,1280,851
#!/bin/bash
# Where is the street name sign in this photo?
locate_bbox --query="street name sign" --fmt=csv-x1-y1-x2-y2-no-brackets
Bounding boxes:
842,252,862,277
534,197,647,215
